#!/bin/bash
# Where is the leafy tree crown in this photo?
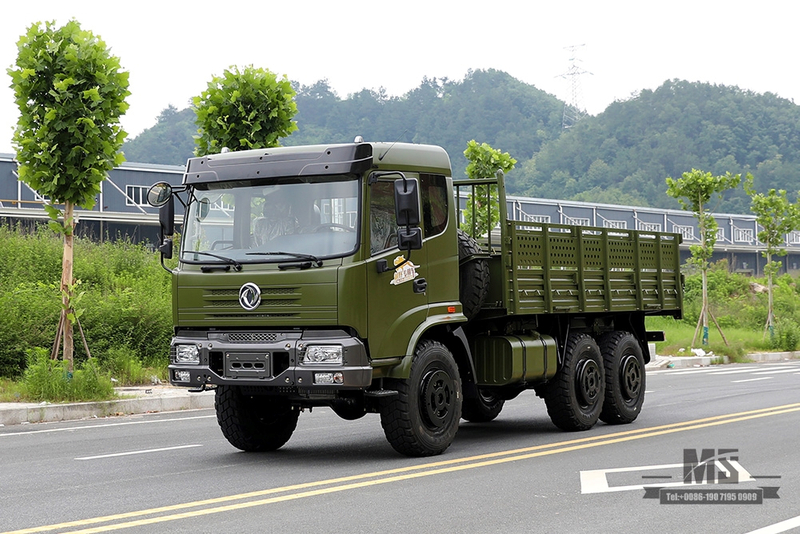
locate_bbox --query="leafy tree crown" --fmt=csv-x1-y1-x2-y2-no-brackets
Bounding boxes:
744,174,800,265
8,20,130,209
666,168,740,265
193,66,298,156
462,140,516,236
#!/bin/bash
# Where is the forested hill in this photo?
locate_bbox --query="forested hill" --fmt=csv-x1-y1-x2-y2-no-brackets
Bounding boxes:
122,72,800,213
122,69,564,180
516,80,800,212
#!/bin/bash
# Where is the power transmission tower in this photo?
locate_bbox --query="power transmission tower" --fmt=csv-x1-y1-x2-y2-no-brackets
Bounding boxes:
560,44,592,129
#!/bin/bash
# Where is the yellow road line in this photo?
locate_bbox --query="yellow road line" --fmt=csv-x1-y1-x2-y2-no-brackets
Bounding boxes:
6,402,800,534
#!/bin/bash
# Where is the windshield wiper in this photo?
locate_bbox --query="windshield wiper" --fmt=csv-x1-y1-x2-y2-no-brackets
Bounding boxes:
246,251,323,268
182,250,243,272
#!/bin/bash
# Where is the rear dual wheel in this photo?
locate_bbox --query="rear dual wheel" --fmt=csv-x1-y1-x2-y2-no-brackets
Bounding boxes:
542,333,605,431
598,331,645,424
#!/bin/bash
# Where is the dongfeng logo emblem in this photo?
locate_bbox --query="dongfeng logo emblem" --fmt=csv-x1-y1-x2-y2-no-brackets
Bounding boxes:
239,282,261,311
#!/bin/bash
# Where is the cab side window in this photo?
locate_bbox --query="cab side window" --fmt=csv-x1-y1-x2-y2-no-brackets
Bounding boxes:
370,174,448,256
370,180,398,255
420,174,448,238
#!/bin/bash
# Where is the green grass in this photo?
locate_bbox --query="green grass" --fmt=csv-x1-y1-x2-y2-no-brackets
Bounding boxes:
0,224,172,381
647,316,773,363
0,379,25,403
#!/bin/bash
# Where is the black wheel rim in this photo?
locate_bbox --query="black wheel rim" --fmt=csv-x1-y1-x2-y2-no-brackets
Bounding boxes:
420,367,455,430
576,358,602,407
619,354,642,401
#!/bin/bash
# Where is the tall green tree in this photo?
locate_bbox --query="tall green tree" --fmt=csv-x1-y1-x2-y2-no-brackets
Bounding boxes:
193,66,298,155
666,169,740,347
744,175,800,337
462,140,516,236
8,20,130,370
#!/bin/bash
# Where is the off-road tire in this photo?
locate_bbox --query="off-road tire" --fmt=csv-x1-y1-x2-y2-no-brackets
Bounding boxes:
379,340,462,456
457,229,489,319
542,333,605,431
598,331,645,424
215,386,299,451
461,387,505,422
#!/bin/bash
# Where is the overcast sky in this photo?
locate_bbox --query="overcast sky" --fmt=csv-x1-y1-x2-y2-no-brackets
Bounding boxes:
1,0,798,155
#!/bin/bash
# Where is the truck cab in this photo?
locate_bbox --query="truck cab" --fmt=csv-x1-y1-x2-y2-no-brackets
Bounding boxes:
150,140,470,455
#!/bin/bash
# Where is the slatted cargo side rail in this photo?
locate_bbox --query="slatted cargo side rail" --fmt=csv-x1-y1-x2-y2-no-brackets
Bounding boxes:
503,220,682,316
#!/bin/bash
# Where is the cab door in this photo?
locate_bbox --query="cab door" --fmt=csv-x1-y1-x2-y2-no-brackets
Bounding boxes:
366,178,428,360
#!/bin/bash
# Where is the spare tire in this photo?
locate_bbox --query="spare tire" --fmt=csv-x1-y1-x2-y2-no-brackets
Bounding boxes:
458,229,490,319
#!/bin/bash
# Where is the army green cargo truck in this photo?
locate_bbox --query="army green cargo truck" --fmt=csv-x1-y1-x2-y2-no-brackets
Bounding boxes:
147,139,682,457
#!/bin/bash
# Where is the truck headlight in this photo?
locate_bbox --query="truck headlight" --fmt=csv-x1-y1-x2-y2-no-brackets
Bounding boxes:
173,344,200,364
302,345,343,365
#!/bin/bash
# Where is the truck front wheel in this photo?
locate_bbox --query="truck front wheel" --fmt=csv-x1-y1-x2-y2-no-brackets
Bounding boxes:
598,331,645,424
380,340,462,456
542,333,604,431
215,386,299,452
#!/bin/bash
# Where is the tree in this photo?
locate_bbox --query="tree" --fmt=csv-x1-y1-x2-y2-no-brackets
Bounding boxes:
8,20,130,371
193,66,298,155
666,169,741,347
744,175,800,338
462,140,517,236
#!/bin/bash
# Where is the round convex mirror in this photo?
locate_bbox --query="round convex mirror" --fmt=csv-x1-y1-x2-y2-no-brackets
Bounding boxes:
147,182,173,207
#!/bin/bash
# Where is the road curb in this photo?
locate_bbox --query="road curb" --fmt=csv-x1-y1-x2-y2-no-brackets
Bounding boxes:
648,350,800,369
0,389,215,427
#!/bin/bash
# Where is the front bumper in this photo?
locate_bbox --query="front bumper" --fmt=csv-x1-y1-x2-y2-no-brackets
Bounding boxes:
168,329,372,389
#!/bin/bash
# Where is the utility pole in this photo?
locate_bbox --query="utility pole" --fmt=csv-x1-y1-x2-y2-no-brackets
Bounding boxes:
560,44,592,129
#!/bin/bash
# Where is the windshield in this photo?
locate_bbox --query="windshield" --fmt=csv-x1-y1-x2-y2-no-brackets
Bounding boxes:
181,175,360,264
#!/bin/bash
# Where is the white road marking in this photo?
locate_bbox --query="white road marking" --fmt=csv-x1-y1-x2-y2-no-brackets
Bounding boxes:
752,368,800,375
580,461,754,494
75,444,203,460
649,363,800,376
732,377,774,383
712,368,773,375
745,515,800,534
0,414,216,437
648,368,726,375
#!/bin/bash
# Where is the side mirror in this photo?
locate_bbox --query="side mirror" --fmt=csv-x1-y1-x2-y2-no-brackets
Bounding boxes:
394,178,420,226
157,196,175,260
159,195,175,238
147,182,173,207
397,227,422,250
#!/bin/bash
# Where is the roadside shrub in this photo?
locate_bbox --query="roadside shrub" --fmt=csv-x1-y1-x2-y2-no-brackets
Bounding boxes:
102,345,153,386
22,348,114,402
0,227,172,379
0,282,61,377
772,318,800,352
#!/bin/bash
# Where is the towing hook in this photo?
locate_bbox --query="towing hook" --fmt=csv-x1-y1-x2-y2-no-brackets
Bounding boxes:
189,379,216,393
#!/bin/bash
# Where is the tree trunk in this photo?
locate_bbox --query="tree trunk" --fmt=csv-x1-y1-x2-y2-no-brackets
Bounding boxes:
61,201,75,372
701,266,709,345
765,252,775,339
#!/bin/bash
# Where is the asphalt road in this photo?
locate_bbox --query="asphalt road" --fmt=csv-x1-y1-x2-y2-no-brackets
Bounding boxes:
1,360,799,534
